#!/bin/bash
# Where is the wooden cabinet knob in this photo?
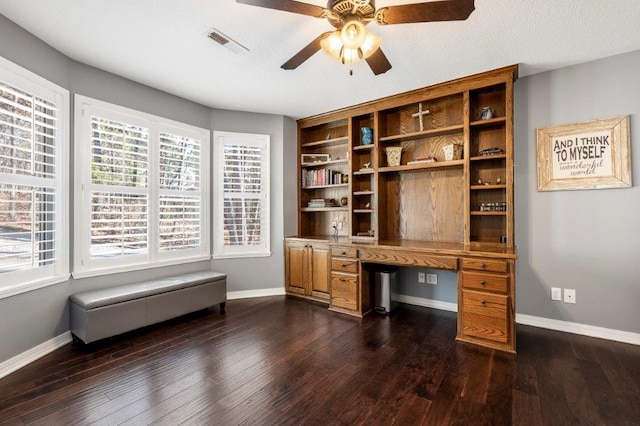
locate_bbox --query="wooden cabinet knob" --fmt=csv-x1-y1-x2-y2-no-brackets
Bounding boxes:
340,278,346,282
480,280,486,286
341,263,350,268
480,263,486,268
480,300,486,305
341,251,347,255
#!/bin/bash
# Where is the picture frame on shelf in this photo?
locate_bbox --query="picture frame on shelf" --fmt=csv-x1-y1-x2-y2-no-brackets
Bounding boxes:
536,115,631,191
301,153,330,164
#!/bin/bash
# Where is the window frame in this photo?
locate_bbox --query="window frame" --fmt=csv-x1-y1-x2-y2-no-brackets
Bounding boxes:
0,56,69,299
212,131,271,259
73,95,210,278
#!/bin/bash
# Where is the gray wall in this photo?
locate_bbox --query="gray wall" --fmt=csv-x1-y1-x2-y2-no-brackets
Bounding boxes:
513,50,640,334
0,14,296,364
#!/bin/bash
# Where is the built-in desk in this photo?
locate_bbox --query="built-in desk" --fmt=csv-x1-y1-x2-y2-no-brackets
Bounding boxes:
286,237,517,353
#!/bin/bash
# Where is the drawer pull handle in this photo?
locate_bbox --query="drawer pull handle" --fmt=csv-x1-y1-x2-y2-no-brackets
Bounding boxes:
480,300,487,305
480,263,486,268
341,263,350,268
341,252,347,255
480,280,486,286
340,278,347,282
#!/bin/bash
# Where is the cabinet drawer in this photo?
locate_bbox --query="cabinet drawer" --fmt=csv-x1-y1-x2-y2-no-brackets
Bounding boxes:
331,258,359,273
461,271,508,293
462,290,509,343
461,258,508,274
330,273,358,311
331,245,358,258
359,249,457,270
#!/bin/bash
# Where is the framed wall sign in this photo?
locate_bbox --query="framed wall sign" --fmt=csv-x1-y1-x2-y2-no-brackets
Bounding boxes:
536,115,631,191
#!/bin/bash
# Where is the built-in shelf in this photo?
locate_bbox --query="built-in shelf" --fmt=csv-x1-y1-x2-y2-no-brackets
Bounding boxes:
301,136,348,148
470,184,507,190
470,211,507,216
470,116,506,127
470,154,507,162
379,159,464,173
301,159,348,168
353,209,374,213
301,183,349,190
379,124,464,143
353,144,374,151
353,190,374,195
301,207,349,212
353,169,374,175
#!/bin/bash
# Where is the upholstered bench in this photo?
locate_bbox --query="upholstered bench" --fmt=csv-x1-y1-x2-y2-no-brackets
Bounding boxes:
69,271,227,344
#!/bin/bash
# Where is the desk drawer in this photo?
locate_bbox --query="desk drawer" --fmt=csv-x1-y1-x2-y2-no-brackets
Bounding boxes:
331,272,358,311
461,271,508,293
331,245,358,258
461,258,508,274
331,258,359,273
462,290,508,343
359,249,457,270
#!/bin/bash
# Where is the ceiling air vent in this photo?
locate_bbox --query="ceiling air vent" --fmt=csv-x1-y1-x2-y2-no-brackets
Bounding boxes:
207,28,249,55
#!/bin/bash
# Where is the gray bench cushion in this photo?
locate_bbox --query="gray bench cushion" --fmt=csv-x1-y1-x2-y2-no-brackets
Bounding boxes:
70,271,226,310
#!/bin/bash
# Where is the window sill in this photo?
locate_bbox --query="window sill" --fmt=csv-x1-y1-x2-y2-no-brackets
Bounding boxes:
0,274,70,301
71,254,212,280
212,252,272,260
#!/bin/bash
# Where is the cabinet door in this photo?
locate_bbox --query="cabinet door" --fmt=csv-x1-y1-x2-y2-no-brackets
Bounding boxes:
285,241,307,296
309,243,330,300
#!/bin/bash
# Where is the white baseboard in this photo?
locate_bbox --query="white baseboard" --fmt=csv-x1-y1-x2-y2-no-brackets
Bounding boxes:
393,294,458,313
227,287,286,300
515,313,640,346
396,294,640,346
0,331,72,380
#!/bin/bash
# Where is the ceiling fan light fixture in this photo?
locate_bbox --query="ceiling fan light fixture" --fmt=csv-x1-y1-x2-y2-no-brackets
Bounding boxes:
320,31,343,60
360,31,382,58
341,20,367,49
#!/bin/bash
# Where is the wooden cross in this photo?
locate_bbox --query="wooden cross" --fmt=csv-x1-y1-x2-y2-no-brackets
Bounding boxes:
412,103,430,131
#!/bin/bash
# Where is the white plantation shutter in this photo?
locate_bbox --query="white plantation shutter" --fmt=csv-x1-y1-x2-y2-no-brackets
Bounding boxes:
75,96,210,277
89,116,149,259
213,131,270,258
0,58,68,295
158,131,201,252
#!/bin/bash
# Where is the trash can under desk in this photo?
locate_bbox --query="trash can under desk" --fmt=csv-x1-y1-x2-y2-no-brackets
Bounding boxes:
375,267,399,314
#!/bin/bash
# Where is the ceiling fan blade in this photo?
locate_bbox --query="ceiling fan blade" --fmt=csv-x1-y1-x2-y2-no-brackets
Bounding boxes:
365,48,392,75
377,0,475,25
281,32,331,70
236,0,325,17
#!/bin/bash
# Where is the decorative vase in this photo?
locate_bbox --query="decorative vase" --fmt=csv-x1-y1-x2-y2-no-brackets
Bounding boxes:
361,127,373,145
385,146,403,166
480,106,494,120
442,143,463,161
340,197,348,206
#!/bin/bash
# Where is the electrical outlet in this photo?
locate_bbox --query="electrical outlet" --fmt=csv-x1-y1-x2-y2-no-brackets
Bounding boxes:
551,287,562,301
564,288,576,304
426,273,437,285
418,272,426,283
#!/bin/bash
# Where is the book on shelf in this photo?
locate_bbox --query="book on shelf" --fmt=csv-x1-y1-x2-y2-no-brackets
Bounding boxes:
407,156,437,165
301,168,343,187
307,198,337,208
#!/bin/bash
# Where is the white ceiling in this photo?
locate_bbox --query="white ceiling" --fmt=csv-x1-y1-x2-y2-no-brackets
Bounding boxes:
2,1,640,119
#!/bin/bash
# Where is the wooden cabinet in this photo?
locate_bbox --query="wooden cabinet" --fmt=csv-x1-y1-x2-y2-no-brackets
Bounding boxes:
284,239,330,302
457,257,515,352
290,65,518,352
329,245,370,317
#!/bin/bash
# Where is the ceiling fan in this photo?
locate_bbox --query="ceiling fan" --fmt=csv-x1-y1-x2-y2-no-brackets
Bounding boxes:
235,0,475,75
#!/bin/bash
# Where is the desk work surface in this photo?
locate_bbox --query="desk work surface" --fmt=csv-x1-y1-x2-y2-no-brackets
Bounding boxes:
290,236,517,261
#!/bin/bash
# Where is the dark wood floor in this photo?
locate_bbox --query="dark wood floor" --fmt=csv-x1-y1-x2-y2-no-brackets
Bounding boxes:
1,296,639,425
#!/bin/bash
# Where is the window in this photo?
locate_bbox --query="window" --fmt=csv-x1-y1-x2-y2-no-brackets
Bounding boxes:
213,131,270,258
0,57,69,297
74,96,209,277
